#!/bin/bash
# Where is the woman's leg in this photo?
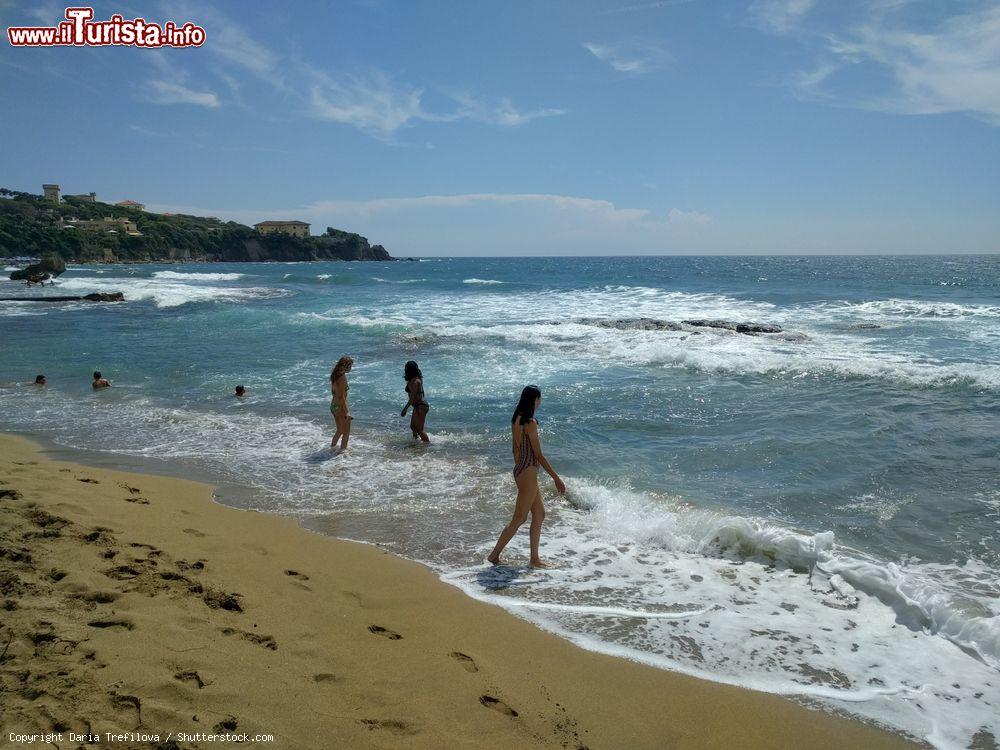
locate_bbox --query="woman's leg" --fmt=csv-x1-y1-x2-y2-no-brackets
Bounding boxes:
487,469,537,564
340,415,351,450
528,485,546,566
413,405,430,443
331,413,342,448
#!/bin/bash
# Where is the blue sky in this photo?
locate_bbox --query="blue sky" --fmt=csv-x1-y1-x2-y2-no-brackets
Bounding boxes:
2,0,998,255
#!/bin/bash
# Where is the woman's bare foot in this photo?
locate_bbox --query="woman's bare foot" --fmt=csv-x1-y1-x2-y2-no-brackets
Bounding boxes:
486,555,500,566
530,558,550,569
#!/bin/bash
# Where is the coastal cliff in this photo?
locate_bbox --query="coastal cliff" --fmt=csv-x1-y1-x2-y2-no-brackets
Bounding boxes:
0,188,392,263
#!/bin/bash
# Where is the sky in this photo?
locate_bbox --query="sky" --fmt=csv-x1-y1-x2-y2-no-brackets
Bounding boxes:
1,0,998,256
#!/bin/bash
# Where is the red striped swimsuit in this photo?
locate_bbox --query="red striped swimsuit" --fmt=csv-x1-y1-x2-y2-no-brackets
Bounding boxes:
513,420,538,477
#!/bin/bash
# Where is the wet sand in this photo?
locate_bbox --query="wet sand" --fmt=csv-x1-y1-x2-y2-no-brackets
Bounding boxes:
0,434,922,749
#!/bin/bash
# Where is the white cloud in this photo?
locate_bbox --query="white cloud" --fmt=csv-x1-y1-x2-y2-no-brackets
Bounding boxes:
749,0,816,34
309,73,427,141
583,41,671,73
667,208,713,224
303,193,652,223
307,74,565,140
824,6,1000,124
450,93,566,126
760,2,1000,126
144,80,220,108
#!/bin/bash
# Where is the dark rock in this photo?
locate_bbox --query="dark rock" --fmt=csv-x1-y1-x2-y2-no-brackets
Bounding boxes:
576,317,683,331
0,292,124,303
736,323,783,334
682,319,739,331
9,255,66,282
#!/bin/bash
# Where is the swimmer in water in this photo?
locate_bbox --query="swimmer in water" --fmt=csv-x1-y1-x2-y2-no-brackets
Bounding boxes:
330,356,353,451
400,360,430,443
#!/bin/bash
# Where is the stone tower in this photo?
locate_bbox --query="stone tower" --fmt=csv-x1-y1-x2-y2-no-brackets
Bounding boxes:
43,184,60,202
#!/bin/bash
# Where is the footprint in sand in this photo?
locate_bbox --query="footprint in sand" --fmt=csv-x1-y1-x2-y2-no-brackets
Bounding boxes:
358,719,418,736
284,569,310,581
313,673,343,684
368,625,403,640
123,496,150,505
182,528,206,537
174,670,206,688
479,695,518,717
88,618,135,630
213,716,238,732
449,651,479,672
117,482,141,495
220,627,277,651
77,477,99,484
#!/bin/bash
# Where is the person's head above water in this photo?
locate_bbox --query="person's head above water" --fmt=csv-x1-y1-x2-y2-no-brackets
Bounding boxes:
34,374,45,385
512,385,542,425
403,360,422,381
331,356,354,382
93,371,102,380
235,385,246,397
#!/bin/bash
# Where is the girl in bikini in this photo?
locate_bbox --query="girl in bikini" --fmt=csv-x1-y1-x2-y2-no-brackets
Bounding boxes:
487,385,565,568
330,356,353,451
400,360,430,443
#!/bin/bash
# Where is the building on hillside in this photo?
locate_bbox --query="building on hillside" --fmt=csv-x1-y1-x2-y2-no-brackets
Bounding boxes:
43,184,60,202
68,216,142,236
115,199,145,211
254,220,310,238
65,192,97,203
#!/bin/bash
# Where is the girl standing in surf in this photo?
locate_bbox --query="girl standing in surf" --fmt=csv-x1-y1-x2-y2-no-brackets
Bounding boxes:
400,360,430,443
487,385,565,567
330,356,353,452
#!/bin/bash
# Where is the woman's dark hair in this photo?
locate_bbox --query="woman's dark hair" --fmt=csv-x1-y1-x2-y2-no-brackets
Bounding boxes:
35,374,45,383
93,371,101,379
404,360,422,381
511,385,541,425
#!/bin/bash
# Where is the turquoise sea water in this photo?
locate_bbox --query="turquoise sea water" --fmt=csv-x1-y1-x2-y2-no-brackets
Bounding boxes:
2,255,998,748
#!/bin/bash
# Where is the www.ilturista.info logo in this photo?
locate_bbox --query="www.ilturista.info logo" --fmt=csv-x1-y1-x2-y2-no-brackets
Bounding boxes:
7,7,206,47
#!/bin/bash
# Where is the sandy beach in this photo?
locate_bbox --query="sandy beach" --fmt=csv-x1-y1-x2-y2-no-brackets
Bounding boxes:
0,433,921,750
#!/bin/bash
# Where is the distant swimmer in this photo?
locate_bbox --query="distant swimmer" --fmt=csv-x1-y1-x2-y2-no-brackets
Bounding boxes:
487,385,565,568
234,384,246,398
32,374,46,386
330,356,354,451
401,360,430,443
92,371,111,389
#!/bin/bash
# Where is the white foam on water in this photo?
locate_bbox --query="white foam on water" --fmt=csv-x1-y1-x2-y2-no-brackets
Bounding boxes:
463,278,505,284
444,478,999,749
151,271,244,281
327,294,1000,390
372,277,426,284
55,276,289,308
316,274,331,279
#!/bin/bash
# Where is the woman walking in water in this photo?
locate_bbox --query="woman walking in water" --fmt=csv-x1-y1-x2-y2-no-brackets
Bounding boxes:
330,356,353,451
400,360,430,443
487,385,565,568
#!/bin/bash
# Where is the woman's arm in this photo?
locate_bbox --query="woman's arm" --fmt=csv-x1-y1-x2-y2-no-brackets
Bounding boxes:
525,422,566,493
401,378,418,415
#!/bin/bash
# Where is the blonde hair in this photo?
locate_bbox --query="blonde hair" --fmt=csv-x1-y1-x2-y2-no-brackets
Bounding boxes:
331,356,354,383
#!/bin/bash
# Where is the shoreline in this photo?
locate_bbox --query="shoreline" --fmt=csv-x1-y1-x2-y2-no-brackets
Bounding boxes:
0,433,922,749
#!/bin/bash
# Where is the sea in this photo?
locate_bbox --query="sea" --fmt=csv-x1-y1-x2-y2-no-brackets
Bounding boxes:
1,255,997,749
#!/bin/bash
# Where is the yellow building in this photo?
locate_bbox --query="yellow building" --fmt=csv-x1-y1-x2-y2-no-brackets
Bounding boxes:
115,199,146,211
254,220,310,238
